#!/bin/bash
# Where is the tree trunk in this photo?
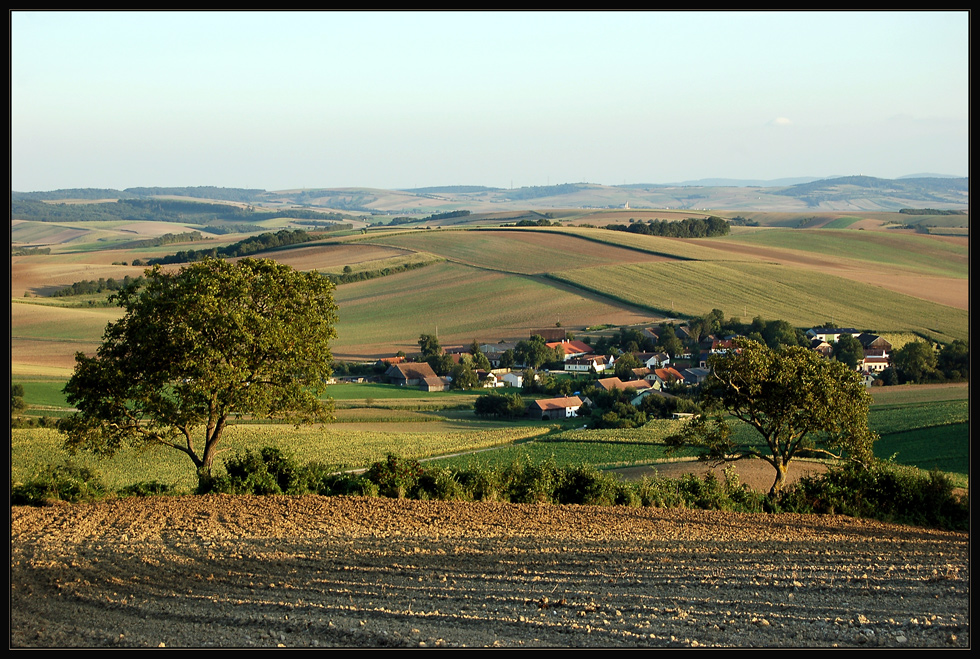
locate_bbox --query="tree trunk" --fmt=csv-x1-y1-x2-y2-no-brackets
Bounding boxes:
768,462,788,497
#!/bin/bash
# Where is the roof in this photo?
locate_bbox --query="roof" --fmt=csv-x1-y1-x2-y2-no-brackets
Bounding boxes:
597,377,653,391
529,396,583,411
546,340,594,356
386,362,438,380
654,367,685,382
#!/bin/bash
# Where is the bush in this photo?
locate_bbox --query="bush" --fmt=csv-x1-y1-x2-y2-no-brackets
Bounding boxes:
12,461,108,505
779,462,968,530
456,466,503,502
364,453,424,499
117,481,178,497
416,467,467,501
209,447,305,495
553,464,619,506
503,457,560,504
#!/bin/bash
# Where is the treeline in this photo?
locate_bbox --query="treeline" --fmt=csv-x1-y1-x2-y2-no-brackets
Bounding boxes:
51,275,146,297
123,186,266,202
508,218,559,227
12,247,51,256
122,231,208,250
322,260,435,285
386,210,471,226
502,184,582,201
146,229,316,265
605,215,730,238
11,198,354,226
899,208,966,215
13,186,267,203
406,186,500,194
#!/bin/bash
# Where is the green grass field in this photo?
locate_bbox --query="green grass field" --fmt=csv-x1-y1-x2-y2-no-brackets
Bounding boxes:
15,381,966,493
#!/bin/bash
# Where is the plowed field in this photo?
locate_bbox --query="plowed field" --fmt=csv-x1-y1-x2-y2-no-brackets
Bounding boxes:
11,496,969,648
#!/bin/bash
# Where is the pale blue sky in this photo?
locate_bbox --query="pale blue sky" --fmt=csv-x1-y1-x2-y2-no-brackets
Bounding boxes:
11,11,969,191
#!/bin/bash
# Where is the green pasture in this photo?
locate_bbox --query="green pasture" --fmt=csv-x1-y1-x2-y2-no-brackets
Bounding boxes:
870,382,968,405
550,260,968,342
710,229,968,279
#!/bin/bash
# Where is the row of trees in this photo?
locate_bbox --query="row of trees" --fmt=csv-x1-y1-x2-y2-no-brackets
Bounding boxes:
882,339,969,384
146,229,316,265
605,215,730,238
51,275,146,298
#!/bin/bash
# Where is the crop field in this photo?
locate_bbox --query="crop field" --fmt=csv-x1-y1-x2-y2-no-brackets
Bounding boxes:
255,242,426,274
360,229,678,274
10,421,552,493
709,229,968,279
330,261,656,357
547,226,733,261
819,216,862,229
550,261,968,342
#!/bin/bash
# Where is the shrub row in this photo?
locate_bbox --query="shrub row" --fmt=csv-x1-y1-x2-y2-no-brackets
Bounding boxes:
12,450,967,530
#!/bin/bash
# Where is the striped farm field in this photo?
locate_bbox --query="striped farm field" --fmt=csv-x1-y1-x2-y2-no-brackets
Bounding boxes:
360,229,677,274
706,229,968,278
330,261,657,357
550,260,968,342
819,216,863,229
11,301,121,376
251,241,429,274
544,226,735,261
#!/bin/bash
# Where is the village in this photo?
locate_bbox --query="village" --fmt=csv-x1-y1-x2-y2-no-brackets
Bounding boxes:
332,321,894,422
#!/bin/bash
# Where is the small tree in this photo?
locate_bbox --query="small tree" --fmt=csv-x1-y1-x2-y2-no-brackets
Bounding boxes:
667,338,877,496
892,340,939,383
831,333,864,369
418,333,442,359
60,258,338,490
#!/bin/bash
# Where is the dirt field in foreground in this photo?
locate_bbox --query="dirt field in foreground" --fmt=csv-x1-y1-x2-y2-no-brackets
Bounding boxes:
11,496,968,648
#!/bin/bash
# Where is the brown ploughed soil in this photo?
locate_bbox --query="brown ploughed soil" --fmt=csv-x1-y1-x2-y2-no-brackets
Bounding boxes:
11,495,969,648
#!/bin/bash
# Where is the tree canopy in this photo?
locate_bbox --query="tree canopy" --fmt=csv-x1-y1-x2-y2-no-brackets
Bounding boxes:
667,338,877,495
60,258,338,489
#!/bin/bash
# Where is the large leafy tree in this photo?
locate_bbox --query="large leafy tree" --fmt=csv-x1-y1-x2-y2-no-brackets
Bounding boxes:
60,258,338,489
667,338,877,495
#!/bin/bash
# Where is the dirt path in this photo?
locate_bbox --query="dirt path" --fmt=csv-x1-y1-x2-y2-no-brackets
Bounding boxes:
11,496,968,648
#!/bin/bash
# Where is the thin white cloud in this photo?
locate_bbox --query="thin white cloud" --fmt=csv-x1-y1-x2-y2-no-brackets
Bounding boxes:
768,117,793,127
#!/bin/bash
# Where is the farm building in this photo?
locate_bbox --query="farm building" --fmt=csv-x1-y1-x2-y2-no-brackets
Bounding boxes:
527,396,583,420
385,362,439,387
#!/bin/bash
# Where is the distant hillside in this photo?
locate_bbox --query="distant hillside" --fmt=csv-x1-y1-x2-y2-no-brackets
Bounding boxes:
12,176,968,214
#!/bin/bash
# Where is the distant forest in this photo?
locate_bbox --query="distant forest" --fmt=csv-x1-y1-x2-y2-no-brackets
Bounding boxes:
606,216,730,238
13,186,267,203
11,198,354,227
143,229,318,266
